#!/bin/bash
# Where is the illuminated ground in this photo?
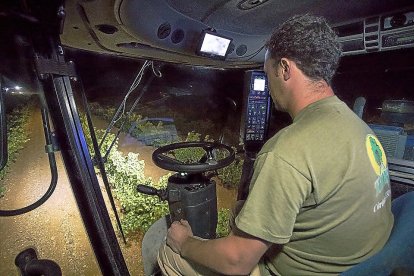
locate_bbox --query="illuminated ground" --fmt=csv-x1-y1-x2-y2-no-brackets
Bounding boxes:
0,109,237,275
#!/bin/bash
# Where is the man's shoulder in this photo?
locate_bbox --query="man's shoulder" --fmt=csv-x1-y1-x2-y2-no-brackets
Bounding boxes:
259,125,300,155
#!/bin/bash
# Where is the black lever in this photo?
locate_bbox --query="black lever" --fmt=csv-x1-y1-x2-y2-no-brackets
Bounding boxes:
137,184,167,201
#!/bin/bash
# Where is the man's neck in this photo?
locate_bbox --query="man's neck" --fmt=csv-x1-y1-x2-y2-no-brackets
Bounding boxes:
289,81,334,118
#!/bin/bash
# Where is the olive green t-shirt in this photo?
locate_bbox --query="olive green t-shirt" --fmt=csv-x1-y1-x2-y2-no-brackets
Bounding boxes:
235,96,394,275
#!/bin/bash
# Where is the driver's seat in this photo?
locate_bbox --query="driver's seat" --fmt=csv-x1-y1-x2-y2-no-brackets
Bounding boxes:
141,216,168,276
342,191,414,275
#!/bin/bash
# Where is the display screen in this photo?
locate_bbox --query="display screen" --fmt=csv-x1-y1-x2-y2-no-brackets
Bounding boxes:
253,78,266,91
196,30,232,59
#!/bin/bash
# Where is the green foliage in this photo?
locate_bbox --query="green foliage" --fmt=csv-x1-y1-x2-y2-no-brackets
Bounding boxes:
132,120,164,135
80,113,169,234
174,118,216,140
85,103,244,233
89,102,117,122
0,105,31,194
162,131,243,188
79,113,117,159
132,99,220,139
217,150,244,189
106,150,169,233
89,102,175,147
171,131,209,163
216,208,231,238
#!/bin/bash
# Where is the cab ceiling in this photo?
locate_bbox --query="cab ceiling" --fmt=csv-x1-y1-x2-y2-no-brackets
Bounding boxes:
165,0,414,35
60,0,414,68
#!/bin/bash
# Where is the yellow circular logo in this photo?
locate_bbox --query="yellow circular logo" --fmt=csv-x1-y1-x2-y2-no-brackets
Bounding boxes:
365,134,387,176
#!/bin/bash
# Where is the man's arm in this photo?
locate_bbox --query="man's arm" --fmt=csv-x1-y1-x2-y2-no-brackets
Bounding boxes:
167,220,271,275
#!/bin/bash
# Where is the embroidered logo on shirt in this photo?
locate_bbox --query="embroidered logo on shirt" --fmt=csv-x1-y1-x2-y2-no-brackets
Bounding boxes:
365,134,390,195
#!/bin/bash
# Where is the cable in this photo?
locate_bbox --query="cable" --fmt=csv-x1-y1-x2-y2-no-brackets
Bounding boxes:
98,61,150,149
151,61,162,77
98,60,155,150
0,96,58,216
102,72,157,161
114,61,150,122
246,45,265,61
227,45,265,61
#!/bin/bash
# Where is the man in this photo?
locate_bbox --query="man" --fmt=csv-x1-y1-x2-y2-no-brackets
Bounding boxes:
158,14,394,275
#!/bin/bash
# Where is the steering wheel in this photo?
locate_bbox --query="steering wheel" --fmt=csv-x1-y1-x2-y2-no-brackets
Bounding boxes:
152,141,235,173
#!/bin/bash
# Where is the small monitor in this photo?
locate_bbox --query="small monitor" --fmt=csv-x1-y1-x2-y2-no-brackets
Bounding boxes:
196,30,232,60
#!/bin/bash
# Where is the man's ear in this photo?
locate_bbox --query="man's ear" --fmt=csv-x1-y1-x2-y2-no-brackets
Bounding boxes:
280,58,290,81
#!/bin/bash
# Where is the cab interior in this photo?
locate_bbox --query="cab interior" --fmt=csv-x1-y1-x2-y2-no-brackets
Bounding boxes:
0,0,413,275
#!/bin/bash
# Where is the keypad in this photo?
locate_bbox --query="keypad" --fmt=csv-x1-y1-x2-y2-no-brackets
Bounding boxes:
245,90,269,141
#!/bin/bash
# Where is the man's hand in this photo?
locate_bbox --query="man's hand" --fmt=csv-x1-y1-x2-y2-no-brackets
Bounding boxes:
166,219,194,255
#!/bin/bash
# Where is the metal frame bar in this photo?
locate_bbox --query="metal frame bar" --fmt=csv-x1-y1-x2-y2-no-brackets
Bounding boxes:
0,1,130,273
37,46,130,274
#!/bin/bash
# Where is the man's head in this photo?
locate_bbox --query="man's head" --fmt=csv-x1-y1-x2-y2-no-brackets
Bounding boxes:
263,14,341,114
265,14,341,85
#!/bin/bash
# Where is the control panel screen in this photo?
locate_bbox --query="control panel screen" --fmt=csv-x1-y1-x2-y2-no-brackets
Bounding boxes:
253,78,266,91
242,70,271,152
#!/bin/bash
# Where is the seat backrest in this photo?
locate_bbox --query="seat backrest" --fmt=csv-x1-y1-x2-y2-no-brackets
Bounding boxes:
141,216,169,276
353,96,366,119
342,191,414,276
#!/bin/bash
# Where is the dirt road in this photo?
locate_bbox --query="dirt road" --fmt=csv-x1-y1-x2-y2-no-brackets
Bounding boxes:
0,110,142,275
0,109,237,275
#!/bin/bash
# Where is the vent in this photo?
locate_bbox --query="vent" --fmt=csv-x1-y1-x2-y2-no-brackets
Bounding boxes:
366,16,379,25
237,0,269,10
334,21,364,55
116,42,154,50
335,10,414,56
364,17,380,51
236,44,247,56
171,29,185,44
340,39,364,52
157,22,171,39
370,124,407,159
376,132,407,158
334,21,363,37
95,24,118,34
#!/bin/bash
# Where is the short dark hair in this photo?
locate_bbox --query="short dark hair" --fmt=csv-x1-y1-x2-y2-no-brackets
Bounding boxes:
265,14,341,85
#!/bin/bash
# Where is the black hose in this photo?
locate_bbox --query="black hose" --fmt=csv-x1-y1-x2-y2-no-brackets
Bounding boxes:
0,100,58,216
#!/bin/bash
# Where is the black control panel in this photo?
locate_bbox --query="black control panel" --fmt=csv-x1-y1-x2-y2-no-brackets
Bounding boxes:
242,70,271,152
